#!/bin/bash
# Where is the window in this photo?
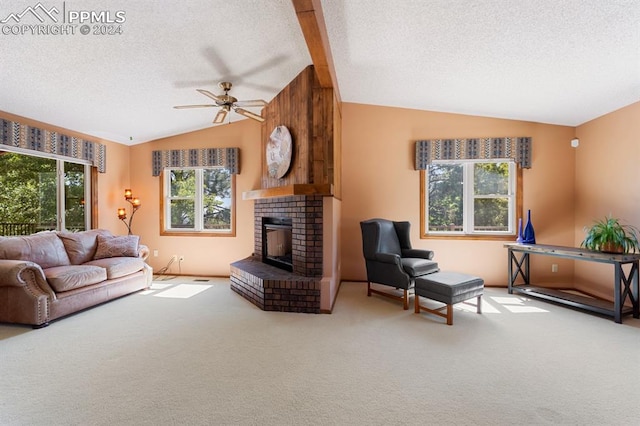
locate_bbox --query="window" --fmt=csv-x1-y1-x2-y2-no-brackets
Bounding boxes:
0,150,91,235
421,160,520,239
162,167,235,236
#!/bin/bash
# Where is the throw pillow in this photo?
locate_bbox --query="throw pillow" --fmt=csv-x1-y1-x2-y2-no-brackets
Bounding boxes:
93,235,140,259
58,229,113,264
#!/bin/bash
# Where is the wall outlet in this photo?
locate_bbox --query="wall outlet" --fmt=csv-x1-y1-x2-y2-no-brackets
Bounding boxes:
153,250,158,257
552,264,558,273
179,255,185,262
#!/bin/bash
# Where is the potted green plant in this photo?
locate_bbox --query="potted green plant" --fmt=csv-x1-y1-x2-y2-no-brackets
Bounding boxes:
581,215,640,254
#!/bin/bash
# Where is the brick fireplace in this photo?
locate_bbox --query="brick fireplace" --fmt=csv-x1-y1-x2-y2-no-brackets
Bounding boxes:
230,195,323,313
229,65,338,314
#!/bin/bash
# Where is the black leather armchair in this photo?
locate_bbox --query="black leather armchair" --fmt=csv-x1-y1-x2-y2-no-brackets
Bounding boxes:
360,219,439,309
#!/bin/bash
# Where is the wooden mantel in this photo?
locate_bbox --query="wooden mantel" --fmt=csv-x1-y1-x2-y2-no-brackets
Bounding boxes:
242,184,333,200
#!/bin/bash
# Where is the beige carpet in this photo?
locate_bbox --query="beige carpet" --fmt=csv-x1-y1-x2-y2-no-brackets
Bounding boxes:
1,277,639,426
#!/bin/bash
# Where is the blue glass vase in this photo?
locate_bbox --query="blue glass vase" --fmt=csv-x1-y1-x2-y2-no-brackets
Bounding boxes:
516,218,523,243
522,209,536,244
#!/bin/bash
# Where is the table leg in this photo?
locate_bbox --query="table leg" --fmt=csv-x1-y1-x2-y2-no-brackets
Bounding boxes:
508,250,529,294
614,264,622,324
615,262,639,323
508,249,513,294
632,262,639,319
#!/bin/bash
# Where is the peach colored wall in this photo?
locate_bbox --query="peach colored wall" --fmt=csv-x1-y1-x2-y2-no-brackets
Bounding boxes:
129,120,262,276
340,103,576,286
0,110,130,236
573,101,640,300
99,142,133,233
321,197,341,311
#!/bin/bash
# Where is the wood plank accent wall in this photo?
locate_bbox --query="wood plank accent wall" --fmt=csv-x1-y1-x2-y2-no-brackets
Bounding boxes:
332,91,342,200
261,66,334,190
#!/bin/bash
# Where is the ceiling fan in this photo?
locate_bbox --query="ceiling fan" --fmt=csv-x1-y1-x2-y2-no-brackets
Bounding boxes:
173,82,266,123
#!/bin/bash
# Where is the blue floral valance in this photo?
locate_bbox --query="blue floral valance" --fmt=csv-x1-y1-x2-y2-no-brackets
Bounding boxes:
152,147,239,176
0,118,106,172
415,137,532,169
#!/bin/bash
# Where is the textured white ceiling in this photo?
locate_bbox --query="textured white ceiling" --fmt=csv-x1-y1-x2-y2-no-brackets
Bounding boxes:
0,0,638,145
321,0,640,126
0,0,311,144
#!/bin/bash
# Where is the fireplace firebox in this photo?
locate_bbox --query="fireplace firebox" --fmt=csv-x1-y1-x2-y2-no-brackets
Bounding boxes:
230,196,323,313
262,217,293,272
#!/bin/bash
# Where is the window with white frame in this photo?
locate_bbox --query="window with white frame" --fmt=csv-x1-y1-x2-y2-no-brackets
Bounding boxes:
162,167,234,235
422,160,517,237
0,149,91,235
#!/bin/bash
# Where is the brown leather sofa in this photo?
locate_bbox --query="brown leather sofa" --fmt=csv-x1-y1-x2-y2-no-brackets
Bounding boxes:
0,229,152,328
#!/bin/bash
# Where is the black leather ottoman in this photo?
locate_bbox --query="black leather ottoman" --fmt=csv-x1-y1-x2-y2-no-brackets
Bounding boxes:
414,272,484,325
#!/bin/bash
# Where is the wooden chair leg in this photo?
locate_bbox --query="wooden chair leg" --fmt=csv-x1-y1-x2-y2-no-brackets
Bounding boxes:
446,304,453,325
414,294,420,313
368,282,412,310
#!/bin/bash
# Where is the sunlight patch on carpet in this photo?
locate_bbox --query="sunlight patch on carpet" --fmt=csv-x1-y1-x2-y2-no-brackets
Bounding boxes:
153,284,211,298
457,300,500,314
139,283,173,295
490,296,549,313
491,296,525,305
503,305,549,313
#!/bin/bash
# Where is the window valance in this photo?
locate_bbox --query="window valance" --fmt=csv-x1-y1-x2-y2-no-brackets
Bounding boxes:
415,137,532,170
0,118,106,172
152,147,239,176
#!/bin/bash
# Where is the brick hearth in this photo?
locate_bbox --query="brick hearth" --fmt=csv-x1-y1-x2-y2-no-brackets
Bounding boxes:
230,195,323,313
230,257,320,313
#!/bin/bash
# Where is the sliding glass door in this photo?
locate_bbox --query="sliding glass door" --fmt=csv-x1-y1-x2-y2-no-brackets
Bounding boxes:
64,161,88,231
0,150,91,235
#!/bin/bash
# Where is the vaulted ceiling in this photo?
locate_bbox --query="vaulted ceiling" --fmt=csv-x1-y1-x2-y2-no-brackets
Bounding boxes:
0,0,638,145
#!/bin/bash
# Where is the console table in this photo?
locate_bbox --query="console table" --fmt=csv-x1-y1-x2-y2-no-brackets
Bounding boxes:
505,243,640,323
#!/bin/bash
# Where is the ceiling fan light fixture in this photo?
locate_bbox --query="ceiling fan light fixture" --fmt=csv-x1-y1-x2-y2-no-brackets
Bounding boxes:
213,108,228,124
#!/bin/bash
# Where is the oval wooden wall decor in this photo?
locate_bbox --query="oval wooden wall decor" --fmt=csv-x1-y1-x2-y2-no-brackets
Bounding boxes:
267,125,293,179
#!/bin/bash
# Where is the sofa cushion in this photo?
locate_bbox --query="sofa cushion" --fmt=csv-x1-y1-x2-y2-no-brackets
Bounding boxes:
84,257,145,279
44,265,107,292
58,229,113,265
0,232,71,268
94,235,140,260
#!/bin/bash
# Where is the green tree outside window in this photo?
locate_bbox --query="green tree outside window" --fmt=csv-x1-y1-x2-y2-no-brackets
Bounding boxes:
426,161,513,234
166,167,232,233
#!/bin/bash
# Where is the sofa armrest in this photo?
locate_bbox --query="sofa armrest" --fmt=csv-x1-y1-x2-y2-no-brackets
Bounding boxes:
401,248,435,260
138,244,150,261
0,260,55,326
0,260,55,297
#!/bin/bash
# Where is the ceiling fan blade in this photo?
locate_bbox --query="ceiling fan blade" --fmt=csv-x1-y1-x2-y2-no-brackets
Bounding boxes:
173,104,217,109
197,89,225,102
213,108,228,124
233,99,267,108
234,107,265,122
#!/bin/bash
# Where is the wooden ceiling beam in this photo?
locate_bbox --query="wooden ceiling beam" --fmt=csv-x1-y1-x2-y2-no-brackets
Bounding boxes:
292,0,341,103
